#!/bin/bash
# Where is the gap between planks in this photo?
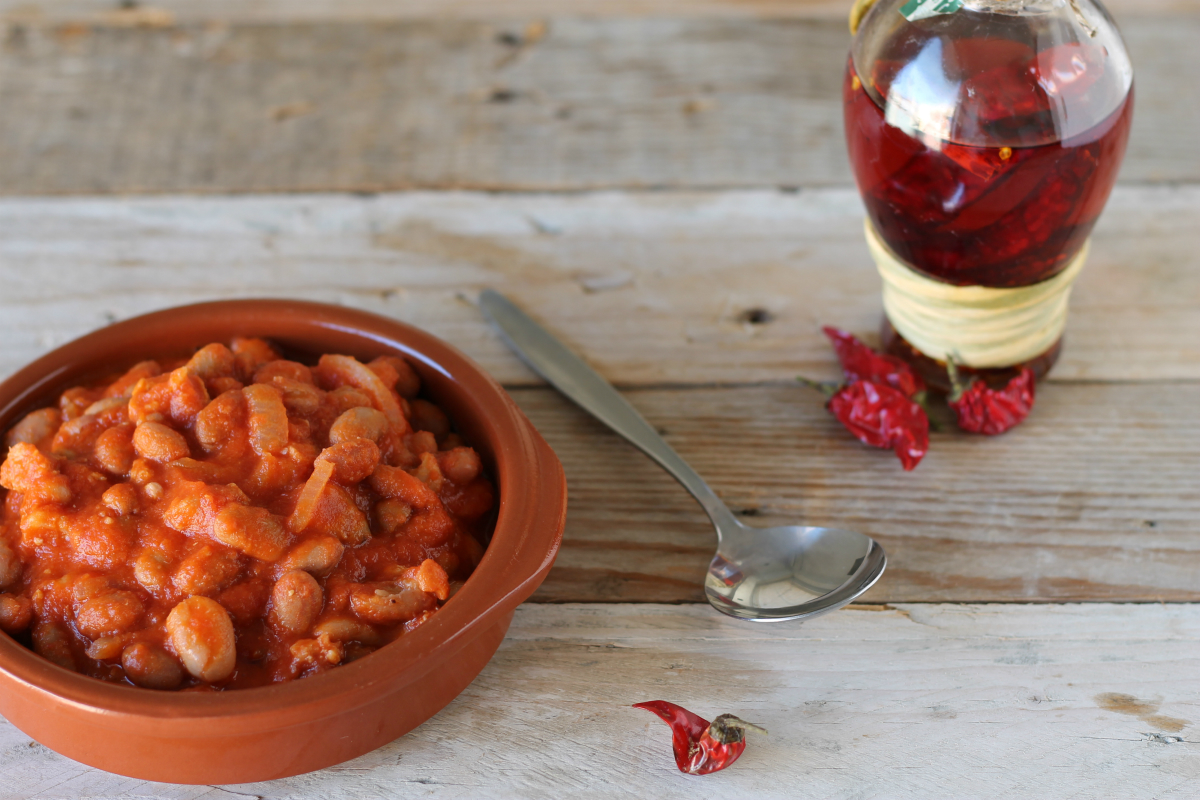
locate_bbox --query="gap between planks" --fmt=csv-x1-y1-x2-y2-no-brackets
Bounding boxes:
511,381,1200,604
0,603,1197,800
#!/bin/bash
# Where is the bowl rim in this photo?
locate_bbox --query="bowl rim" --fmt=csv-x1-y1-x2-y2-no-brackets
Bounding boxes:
0,298,566,727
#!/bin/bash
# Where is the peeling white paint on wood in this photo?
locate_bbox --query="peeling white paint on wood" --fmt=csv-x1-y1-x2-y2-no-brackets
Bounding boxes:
1,603,1197,798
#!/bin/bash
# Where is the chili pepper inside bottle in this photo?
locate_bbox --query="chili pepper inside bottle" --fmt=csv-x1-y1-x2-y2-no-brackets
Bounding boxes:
844,0,1133,391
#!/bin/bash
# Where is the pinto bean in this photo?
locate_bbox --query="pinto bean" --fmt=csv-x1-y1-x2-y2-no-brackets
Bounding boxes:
121,642,184,690
82,396,130,422
0,539,20,589
216,578,272,625
310,484,371,546
349,582,436,625
269,570,323,635
280,536,344,578
254,360,313,385
134,548,174,597
438,447,482,485
328,407,388,445
185,343,236,381
211,504,291,562
195,390,247,453
208,377,244,396
325,386,374,415
94,424,136,476
60,387,99,420
244,384,289,456
133,422,189,463
170,368,210,424
103,360,161,399
230,337,281,382
373,498,412,535
316,439,380,485
368,355,421,399
101,483,139,517
166,596,236,682
75,591,144,639
312,616,383,646
412,451,445,493
85,635,127,661
0,594,32,633
408,399,450,441
404,430,437,457
369,464,439,511
172,545,241,596
130,370,209,427
5,408,60,449
270,377,323,416
315,355,406,434
32,621,76,671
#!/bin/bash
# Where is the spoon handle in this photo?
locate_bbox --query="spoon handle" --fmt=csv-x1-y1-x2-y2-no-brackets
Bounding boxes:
479,290,739,533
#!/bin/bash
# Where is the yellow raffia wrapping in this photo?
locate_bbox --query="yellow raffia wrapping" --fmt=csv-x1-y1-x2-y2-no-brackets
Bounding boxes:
865,219,1088,368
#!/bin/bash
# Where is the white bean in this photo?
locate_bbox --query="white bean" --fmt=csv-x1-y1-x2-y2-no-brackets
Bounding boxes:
328,407,388,445
166,596,236,683
5,407,60,448
280,536,345,577
269,570,323,635
133,422,189,463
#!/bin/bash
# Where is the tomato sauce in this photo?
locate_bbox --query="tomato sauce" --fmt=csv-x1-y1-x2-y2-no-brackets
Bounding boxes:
0,339,494,690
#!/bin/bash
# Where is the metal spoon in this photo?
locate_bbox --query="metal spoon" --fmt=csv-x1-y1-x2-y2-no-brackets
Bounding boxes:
479,290,886,622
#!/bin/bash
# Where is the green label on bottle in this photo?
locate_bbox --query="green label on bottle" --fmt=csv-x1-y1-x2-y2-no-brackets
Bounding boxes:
899,0,963,21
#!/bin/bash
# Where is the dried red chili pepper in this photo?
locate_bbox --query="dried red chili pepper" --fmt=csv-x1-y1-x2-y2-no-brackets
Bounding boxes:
827,380,929,470
634,700,766,775
822,326,926,401
947,361,1036,435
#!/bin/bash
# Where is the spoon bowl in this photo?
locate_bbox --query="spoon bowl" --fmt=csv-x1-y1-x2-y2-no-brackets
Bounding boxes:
706,522,886,622
479,290,886,622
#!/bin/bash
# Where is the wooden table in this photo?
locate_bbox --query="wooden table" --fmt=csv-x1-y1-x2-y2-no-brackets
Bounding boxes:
1,0,1199,796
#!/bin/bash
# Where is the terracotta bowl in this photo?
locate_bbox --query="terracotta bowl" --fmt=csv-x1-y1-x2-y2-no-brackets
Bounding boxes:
0,299,566,784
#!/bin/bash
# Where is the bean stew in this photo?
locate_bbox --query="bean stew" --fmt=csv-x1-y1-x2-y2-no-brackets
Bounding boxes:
0,339,494,690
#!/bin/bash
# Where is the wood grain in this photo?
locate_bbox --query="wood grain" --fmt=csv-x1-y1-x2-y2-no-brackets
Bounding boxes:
2,190,1198,603
515,381,1200,603
1,0,1188,24
0,188,1196,387
1,603,1198,798
0,15,1193,194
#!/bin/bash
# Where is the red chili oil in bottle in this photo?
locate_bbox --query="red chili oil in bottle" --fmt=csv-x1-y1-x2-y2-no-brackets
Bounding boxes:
844,0,1133,388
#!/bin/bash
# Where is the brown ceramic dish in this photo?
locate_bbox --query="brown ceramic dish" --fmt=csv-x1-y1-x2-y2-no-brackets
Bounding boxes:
0,299,567,784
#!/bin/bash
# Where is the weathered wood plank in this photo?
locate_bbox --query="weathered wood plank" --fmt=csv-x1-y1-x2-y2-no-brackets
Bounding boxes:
1,0,1188,25
3,190,1197,603
1,603,1198,798
0,16,1192,194
0,187,1196,386
517,381,1200,603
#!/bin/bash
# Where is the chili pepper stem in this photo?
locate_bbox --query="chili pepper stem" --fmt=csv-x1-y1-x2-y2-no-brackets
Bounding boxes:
796,376,840,399
708,714,769,744
945,355,972,403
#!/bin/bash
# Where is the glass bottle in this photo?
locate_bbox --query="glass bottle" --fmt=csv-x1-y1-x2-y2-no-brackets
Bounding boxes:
844,0,1133,390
